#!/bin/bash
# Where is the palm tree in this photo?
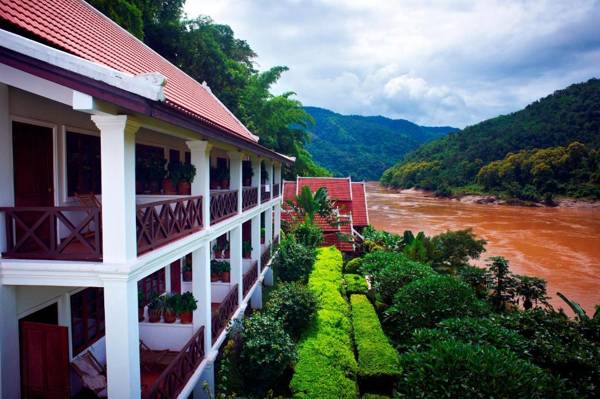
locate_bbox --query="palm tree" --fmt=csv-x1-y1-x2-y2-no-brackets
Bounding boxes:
287,186,335,224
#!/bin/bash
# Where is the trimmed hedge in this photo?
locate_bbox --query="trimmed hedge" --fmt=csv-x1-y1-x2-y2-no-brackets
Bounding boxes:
372,258,435,304
273,237,315,283
350,295,401,382
290,247,358,398
264,282,318,339
344,257,363,274
343,273,369,296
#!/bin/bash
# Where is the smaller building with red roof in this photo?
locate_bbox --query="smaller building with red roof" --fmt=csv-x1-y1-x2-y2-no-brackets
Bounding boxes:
283,177,369,252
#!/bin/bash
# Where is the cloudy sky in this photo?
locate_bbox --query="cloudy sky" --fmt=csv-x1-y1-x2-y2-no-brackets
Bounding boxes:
185,0,600,128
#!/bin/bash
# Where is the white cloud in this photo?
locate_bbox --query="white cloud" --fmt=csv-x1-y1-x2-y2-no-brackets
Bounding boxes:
185,0,600,127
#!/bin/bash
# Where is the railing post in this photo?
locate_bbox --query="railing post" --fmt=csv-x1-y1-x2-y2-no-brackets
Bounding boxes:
91,115,140,263
228,151,243,214
187,141,212,230
192,244,212,352
230,225,243,304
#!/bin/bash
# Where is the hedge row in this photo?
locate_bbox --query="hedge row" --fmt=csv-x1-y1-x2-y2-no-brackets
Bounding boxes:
350,295,401,383
290,247,358,398
343,273,369,296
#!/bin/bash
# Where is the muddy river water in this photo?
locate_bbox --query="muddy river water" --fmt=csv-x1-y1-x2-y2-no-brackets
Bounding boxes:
366,182,600,314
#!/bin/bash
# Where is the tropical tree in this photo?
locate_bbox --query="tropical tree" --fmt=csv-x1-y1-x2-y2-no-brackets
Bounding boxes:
287,186,336,225
515,275,549,310
487,256,517,311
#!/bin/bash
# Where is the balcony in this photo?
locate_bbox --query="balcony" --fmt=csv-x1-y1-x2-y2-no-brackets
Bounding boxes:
242,186,258,211
261,185,271,203
273,183,280,198
209,189,238,225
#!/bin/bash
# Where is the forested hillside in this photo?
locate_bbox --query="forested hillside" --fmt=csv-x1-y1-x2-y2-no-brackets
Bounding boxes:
305,107,455,180
381,79,600,201
88,0,328,177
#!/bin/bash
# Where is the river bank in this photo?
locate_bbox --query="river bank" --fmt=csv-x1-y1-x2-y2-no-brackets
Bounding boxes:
366,182,600,315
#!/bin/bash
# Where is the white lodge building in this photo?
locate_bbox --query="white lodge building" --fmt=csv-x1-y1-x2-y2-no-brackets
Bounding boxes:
0,1,288,398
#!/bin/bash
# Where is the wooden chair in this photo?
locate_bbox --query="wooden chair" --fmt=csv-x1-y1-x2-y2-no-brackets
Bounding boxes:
75,193,101,239
71,350,107,398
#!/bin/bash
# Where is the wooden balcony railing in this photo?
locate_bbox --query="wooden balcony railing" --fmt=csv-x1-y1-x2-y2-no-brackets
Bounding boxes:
243,261,259,297
143,326,205,399
242,187,258,211
273,183,280,198
210,190,238,225
211,284,238,342
261,185,271,203
136,196,203,255
261,243,272,271
0,206,102,261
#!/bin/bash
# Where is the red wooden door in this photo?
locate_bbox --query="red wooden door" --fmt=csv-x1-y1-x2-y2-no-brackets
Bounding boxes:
20,321,69,399
170,260,181,293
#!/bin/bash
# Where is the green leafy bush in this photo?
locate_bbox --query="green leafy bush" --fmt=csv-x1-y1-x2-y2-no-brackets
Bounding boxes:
396,340,571,398
272,237,315,283
372,258,434,304
359,251,404,275
350,295,401,386
292,221,324,248
343,274,369,296
291,247,358,398
384,275,488,342
459,265,491,298
239,313,297,396
264,282,318,339
344,257,363,274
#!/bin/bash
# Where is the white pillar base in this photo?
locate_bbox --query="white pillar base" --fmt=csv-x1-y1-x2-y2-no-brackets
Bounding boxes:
193,360,215,399
251,283,263,309
264,268,274,286
0,285,19,399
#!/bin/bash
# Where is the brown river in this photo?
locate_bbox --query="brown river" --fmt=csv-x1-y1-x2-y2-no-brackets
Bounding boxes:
366,182,600,314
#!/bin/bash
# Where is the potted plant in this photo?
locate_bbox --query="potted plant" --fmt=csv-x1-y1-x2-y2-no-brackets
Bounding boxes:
221,261,231,282
147,156,166,194
211,260,222,281
243,240,252,258
147,294,164,323
179,292,197,324
177,163,196,195
163,160,181,195
138,291,145,321
261,227,266,244
182,260,192,282
212,242,223,259
163,293,179,323
222,240,230,259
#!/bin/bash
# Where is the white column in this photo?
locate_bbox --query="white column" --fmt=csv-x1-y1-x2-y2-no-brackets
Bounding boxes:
274,162,282,197
265,159,273,201
265,207,273,247
0,83,14,255
0,284,19,399
251,156,261,203
192,244,212,351
228,151,243,214
251,283,263,309
187,141,212,229
230,225,243,303
251,214,261,269
194,353,216,399
91,115,139,263
103,278,141,398
274,202,282,242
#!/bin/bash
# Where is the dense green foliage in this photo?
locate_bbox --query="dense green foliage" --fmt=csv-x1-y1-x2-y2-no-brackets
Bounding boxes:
291,222,324,248
371,256,435,305
264,282,318,339
291,247,358,398
272,237,315,283
382,79,600,199
350,295,401,381
396,340,570,399
88,0,328,177
342,274,369,296
384,275,488,341
304,107,455,180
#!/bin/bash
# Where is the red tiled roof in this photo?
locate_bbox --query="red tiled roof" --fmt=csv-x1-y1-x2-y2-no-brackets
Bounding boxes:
351,182,369,226
0,0,257,142
296,177,352,201
283,181,297,203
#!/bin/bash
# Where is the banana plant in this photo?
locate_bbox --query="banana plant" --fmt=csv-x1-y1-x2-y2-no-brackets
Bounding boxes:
557,292,600,320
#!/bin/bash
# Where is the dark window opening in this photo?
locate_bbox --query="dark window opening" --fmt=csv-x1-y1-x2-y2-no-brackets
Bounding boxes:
138,268,166,303
71,288,105,355
66,132,101,196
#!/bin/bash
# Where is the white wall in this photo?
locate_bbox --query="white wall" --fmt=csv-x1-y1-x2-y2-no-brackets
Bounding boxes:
0,83,13,254
15,285,74,317
139,322,193,351
0,285,19,399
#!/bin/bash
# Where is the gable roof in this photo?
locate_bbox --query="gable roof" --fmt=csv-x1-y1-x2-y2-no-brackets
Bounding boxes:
296,177,352,201
351,182,369,226
0,0,257,142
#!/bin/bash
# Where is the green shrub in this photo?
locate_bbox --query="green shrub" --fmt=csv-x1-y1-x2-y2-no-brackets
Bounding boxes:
264,282,318,339
396,340,572,398
292,222,324,248
273,237,315,283
362,395,391,399
344,257,363,274
291,247,358,398
239,313,297,396
360,250,404,275
459,265,491,298
343,274,369,296
350,295,401,384
384,275,488,342
372,258,434,304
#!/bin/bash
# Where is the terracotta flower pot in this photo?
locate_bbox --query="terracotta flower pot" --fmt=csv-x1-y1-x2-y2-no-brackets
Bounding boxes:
211,272,219,282
138,307,145,322
180,311,193,324
162,179,177,195
163,309,177,324
222,271,230,282
243,251,251,259
177,181,191,195
223,250,230,259
183,271,192,282
148,309,162,323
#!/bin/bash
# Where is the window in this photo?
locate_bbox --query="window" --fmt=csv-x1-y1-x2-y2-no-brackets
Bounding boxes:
66,132,101,196
71,288,105,355
138,268,166,302
136,143,165,194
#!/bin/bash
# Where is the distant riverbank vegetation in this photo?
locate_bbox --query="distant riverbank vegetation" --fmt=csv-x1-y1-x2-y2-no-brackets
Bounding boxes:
381,79,600,203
